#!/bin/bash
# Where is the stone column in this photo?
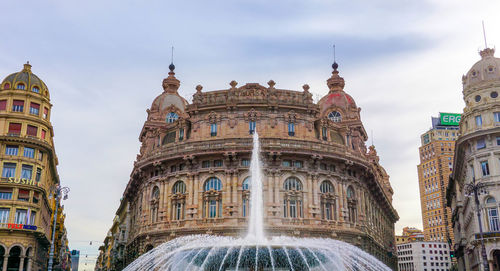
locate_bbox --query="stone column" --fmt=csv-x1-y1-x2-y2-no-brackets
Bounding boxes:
274,172,280,205
231,172,238,204
268,172,274,205
27,257,32,271
2,256,8,271
160,181,166,221
18,256,24,271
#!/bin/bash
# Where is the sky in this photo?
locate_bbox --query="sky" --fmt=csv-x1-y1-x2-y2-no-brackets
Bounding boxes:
1,0,500,269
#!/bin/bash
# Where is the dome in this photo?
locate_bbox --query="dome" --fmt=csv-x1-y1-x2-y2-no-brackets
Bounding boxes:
463,48,500,89
318,63,357,116
1,63,49,95
151,92,188,113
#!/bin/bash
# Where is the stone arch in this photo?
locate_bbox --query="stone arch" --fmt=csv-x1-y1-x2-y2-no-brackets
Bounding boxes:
7,245,23,271
279,173,307,191
0,244,5,271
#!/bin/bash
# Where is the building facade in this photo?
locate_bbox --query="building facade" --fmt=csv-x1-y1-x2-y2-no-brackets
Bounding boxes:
417,114,459,246
396,227,425,245
447,48,500,270
70,250,79,271
0,63,67,271
397,241,452,271
98,62,399,269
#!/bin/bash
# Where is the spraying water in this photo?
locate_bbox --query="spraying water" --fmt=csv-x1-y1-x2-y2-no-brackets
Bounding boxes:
246,131,264,241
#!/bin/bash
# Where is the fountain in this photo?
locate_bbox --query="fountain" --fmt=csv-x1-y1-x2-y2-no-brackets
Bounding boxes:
123,132,391,271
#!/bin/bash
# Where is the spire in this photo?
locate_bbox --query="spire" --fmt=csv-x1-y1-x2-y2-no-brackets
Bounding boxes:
326,45,345,92
479,21,495,59
162,46,180,93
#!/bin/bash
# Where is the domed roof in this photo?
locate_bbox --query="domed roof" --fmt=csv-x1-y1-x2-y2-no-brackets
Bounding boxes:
150,68,188,113
463,48,500,89
318,63,357,115
1,63,49,95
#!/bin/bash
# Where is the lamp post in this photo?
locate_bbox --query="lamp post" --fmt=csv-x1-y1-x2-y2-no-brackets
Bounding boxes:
464,177,489,271
48,185,70,271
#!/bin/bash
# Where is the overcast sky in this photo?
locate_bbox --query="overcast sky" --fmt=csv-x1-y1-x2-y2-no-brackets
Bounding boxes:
1,0,500,269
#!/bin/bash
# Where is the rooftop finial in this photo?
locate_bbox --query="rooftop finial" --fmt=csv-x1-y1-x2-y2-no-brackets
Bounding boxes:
169,46,175,72
332,44,338,71
482,21,488,49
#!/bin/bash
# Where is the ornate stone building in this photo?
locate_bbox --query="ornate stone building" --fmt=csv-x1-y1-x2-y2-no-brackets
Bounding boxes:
0,63,68,270
447,48,500,271
108,62,399,269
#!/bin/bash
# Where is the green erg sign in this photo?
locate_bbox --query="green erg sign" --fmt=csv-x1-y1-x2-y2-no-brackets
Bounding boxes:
440,113,461,126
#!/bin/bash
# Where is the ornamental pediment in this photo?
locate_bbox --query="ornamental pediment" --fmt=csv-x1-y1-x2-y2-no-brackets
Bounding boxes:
236,83,268,98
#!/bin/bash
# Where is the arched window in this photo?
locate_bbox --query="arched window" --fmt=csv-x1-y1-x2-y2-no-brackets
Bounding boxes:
283,177,303,218
328,111,342,122
242,177,250,217
320,181,336,221
16,83,25,90
7,246,22,271
32,86,39,93
151,186,160,223
172,181,186,221
3,83,10,90
166,112,179,123
486,197,499,231
288,122,295,136
203,177,223,218
346,186,357,223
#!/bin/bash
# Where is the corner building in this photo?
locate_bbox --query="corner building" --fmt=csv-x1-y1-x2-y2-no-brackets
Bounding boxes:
447,48,500,270
121,63,399,268
0,64,62,270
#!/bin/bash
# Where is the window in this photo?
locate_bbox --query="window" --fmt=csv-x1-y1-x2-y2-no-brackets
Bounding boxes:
12,100,24,112
179,163,185,171
214,160,223,167
487,197,500,231
242,177,250,217
162,132,176,145
322,127,327,140
32,191,39,204
29,102,40,115
2,83,9,90
32,86,39,93
320,181,336,220
202,161,211,168
481,161,490,176
41,130,46,140
38,152,43,161
328,111,342,122
241,159,250,167
21,164,33,180
172,181,186,194
0,188,12,200
5,145,18,156
293,161,303,168
288,122,295,136
166,112,178,123
282,160,291,167
283,177,303,218
29,211,36,225
0,208,9,223
346,186,356,223
0,100,6,111
23,147,35,159
14,209,27,224
249,121,256,134
475,115,482,127
16,84,25,90
17,189,29,202
203,177,222,218
171,181,186,220
210,123,217,136
495,112,500,123
2,163,16,178
26,125,37,137
43,107,48,119
320,163,327,170
8,123,21,135
477,138,486,150
179,129,184,141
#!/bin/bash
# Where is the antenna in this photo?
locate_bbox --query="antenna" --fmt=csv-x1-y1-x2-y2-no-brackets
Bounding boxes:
371,130,374,146
333,44,336,62
171,46,174,64
482,21,488,49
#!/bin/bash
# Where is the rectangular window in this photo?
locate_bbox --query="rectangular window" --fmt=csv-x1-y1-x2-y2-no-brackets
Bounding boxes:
12,100,24,112
495,112,500,123
214,160,223,167
17,189,29,202
21,164,33,179
288,123,295,136
38,152,43,161
282,160,291,167
475,115,482,127
329,165,336,172
29,211,36,225
35,168,41,183
26,125,37,137
289,200,297,218
179,129,184,141
164,132,176,144
481,161,490,176
179,163,185,171
0,100,6,111
320,163,327,170
249,121,256,134
210,123,217,136
0,188,12,200
8,123,22,135
2,163,16,178
23,147,35,159
170,165,176,172
5,145,18,156
0,208,9,223
32,191,39,204
241,159,250,167
14,209,27,224
322,127,328,140
497,137,500,146
209,200,217,218
29,102,40,115
489,208,500,231
477,138,486,150
202,161,211,168
294,161,303,168
43,107,48,119
41,130,46,140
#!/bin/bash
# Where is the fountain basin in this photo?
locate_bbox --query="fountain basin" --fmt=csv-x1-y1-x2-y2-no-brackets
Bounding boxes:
123,235,390,271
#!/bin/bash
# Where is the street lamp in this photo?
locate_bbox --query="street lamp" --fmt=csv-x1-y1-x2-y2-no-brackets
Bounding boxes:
464,177,489,271
48,185,70,271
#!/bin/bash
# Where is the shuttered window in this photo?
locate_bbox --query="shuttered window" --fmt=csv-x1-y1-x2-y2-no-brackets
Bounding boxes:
41,130,46,140
29,102,40,115
26,125,37,137
8,123,21,135
0,100,6,111
12,100,24,112
17,189,29,202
